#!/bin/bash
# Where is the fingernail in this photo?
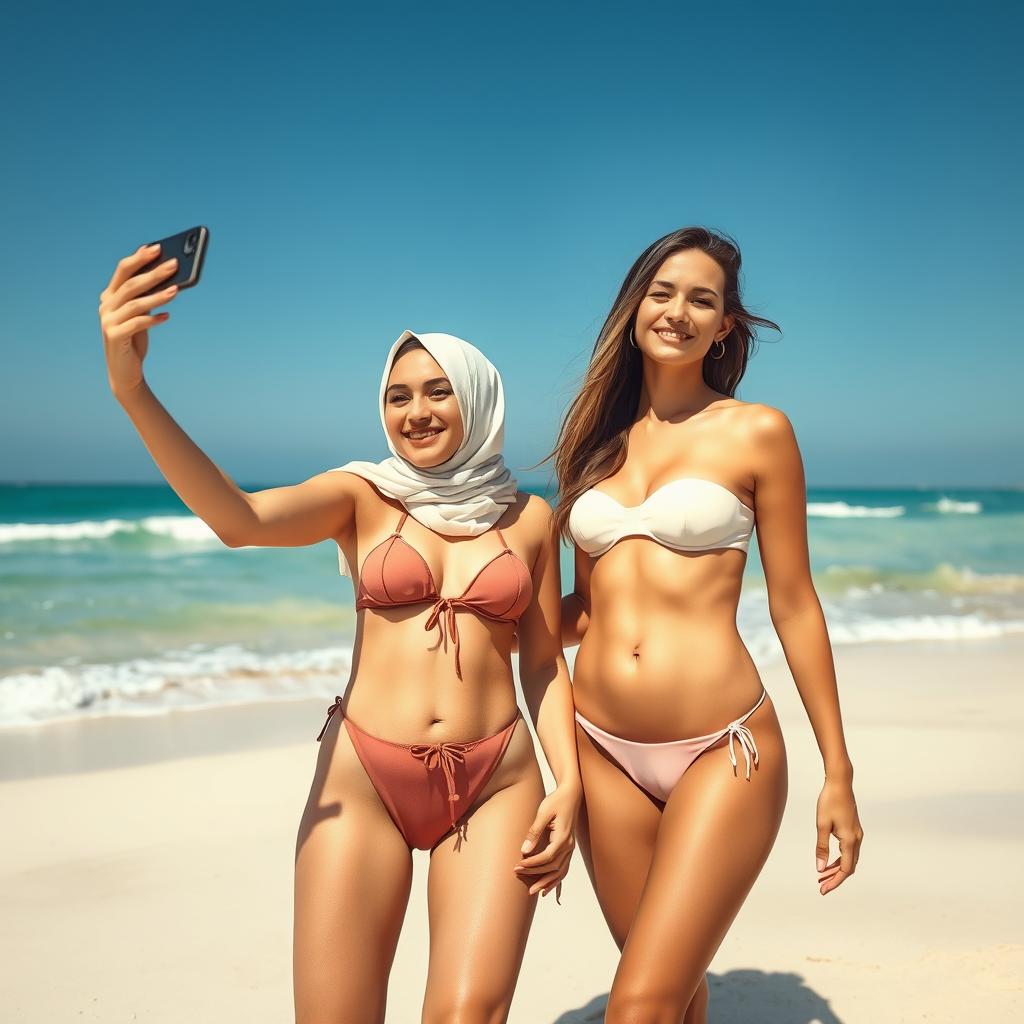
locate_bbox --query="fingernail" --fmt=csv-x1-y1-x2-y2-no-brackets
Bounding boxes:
145,243,159,251
521,841,531,853
816,858,825,871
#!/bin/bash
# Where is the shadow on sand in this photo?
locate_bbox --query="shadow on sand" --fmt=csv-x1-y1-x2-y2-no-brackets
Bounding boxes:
552,968,843,1023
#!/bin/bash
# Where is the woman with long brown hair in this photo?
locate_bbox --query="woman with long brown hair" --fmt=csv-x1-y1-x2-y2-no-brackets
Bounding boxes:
551,226,864,1022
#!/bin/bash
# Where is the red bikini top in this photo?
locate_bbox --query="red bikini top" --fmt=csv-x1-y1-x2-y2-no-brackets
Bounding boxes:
355,512,533,679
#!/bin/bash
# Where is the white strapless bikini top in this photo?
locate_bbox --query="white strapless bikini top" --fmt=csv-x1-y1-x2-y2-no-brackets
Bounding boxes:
568,477,756,558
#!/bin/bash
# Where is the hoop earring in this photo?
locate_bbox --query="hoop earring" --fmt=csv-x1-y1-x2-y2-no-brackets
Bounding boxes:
629,327,638,349
710,339,726,360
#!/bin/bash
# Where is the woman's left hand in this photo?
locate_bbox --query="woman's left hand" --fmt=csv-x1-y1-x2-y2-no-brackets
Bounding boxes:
513,783,581,899
815,775,864,895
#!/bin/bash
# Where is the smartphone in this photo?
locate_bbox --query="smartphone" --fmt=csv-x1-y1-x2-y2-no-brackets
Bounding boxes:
135,225,209,296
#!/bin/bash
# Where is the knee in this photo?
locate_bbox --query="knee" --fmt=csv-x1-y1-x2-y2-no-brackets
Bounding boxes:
604,987,689,1024
421,991,510,1024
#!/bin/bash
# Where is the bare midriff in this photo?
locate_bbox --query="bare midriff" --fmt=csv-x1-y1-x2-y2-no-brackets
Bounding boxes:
343,608,520,743
573,538,764,741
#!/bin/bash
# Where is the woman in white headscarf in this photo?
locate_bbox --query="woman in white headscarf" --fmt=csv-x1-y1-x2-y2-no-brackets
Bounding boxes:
100,256,580,1024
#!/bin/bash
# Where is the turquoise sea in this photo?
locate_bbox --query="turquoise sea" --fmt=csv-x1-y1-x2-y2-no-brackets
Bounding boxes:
2,483,1022,727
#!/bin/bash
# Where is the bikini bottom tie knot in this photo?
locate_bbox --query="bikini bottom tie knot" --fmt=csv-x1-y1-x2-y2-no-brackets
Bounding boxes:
410,740,474,828
316,695,344,742
726,720,760,781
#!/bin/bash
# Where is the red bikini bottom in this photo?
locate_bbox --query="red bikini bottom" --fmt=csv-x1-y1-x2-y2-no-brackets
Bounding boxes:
317,697,522,850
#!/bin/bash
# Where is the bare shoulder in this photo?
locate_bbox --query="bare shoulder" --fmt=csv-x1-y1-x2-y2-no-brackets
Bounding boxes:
732,402,798,448
505,492,554,546
697,398,794,447
733,404,804,490
519,491,554,522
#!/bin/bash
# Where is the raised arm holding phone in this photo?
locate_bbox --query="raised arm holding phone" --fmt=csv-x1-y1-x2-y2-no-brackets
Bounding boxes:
97,240,581,1023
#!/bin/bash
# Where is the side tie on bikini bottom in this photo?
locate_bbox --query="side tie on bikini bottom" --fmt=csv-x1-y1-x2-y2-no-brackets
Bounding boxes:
574,687,768,802
316,695,344,742
725,718,760,781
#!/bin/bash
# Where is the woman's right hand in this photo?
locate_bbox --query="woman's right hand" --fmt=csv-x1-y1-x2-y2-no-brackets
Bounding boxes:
98,243,180,397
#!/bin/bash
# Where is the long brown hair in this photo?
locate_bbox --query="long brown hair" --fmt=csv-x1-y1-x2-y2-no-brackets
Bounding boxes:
548,226,781,540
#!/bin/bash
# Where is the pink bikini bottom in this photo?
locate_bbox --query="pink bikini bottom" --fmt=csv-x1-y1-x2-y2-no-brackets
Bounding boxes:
317,697,521,850
574,688,767,803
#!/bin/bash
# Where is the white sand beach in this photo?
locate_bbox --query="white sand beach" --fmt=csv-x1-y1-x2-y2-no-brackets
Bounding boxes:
1,638,1021,1022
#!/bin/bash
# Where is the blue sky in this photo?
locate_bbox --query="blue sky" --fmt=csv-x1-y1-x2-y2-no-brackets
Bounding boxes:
2,1,1021,487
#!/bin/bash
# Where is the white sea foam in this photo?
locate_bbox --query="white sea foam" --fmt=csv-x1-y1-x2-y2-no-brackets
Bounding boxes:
0,644,352,727
931,497,983,514
738,615,1024,673
0,519,135,542
137,515,221,541
806,502,906,518
827,615,1024,644
0,515,221,545
735,591,1024,669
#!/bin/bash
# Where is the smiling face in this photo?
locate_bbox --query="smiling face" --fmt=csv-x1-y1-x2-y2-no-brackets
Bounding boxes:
383,345,465,467
633,248,735,366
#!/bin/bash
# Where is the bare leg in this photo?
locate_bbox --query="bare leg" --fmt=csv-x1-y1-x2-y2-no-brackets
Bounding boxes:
293,716,414,1024
576,721,711,1018
420,720,545,1024
604,697,788,1024
574,721,662,949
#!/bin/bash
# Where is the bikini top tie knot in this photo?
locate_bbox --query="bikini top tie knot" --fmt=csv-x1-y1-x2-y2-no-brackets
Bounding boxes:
354,511,533,680
424,597,463,678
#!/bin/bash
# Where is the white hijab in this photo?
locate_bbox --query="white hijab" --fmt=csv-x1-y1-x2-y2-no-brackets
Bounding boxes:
330,329,519,575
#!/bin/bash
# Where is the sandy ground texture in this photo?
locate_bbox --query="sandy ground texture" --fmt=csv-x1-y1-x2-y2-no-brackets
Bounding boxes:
1,638,1022,1022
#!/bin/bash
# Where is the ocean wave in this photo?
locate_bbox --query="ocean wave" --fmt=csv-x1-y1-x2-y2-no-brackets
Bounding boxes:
0,518,136,542
816,563,1024,596
0,515,221,545
828,615,1024,644
806,502,906,518
739,611,1024,668
0,643,352,727
929,497,983,514
139,515,221,541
